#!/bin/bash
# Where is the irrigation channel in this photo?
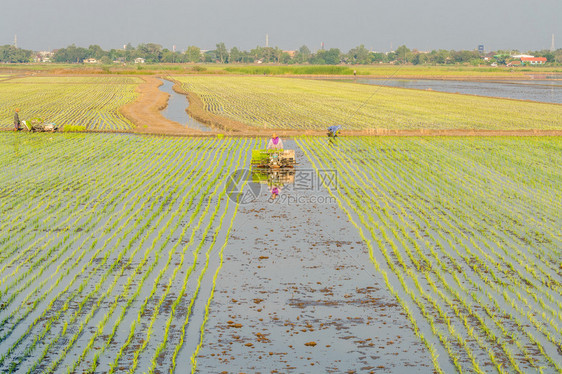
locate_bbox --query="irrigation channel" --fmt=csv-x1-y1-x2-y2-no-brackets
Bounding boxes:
158,79,213,132
343,78,562,104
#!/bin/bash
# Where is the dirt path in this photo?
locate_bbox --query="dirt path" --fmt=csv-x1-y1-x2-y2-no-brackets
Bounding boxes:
119,76,206,136
194,140,434,373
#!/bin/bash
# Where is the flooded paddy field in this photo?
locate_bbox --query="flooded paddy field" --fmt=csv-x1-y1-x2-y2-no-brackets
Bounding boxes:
0,133,561,373
195,141,433,373
349,78,562,104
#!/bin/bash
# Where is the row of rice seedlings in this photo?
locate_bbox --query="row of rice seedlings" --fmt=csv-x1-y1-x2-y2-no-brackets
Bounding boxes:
346,136,560,370
41,138,212,373
105,139,235,372
163,138,250,373
298,137,562,372
76,138,219,373
342,138,535,372
342,147,518,371
0,137,172,349
0,78,139,130
450,137,562,222
28,138,197,372
419,138,561,285
0,136,138,320
113,139,238,372
415,142,562,369
0,137,191,370
0,135,104,264
408,139,562,334
375,138,561,369
188,139,260,372
0,136,149,300
0,137,166,342
365,144,540,371
312,139,490,372
298,138,450,373
176,76,562,131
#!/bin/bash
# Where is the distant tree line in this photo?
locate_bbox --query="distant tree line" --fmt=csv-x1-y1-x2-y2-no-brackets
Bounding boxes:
2,42,562,65
0,45,33,63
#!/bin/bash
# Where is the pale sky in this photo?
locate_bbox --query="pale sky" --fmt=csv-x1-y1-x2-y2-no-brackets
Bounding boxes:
1,0,560,52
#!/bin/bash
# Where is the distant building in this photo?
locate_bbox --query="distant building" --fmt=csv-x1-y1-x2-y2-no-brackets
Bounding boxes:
478,45,485,54
134,58,145,64
35,51,53,63
511,54,534,59
283,50,296,58
507,60,522,67
83,58,98,64
520,57,547,65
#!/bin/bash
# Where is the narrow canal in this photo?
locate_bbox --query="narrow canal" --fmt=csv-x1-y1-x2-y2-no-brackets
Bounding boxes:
158,79,213,132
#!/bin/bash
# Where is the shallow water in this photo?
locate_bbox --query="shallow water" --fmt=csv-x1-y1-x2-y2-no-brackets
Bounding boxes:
350,78,562,104
194,140,435,373
158,79,213,132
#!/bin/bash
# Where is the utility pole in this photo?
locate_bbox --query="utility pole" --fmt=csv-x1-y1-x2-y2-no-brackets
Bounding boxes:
266,34,269,48
14,34,17,48
551,34,555,52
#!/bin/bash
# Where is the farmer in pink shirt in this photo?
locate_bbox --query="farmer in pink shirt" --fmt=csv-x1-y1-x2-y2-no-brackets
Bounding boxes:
267,133,283,150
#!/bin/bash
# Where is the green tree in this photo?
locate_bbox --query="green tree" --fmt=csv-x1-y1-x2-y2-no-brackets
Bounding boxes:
0,45,33,63
295,45,311,63
370,52,388,63
250,46,265,62
555,50,562,64
216,42,228,63
186,46,201,62
347,45,370,64
280,51,292,64
229,46,243,63
87,44,105,59
100,56,112,64
204,50,217,63
53,44,89,63
310,50,326,64
324,48,341,64
395,45,410,64
138,43,163,63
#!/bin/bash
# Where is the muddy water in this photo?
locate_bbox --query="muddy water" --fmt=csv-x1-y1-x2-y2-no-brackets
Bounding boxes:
195,140,434,372
158,79,213,132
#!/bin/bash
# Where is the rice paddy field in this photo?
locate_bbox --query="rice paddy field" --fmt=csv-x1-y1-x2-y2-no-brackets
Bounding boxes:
0,76,140,131
1,132,561,373
176,75,562,131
